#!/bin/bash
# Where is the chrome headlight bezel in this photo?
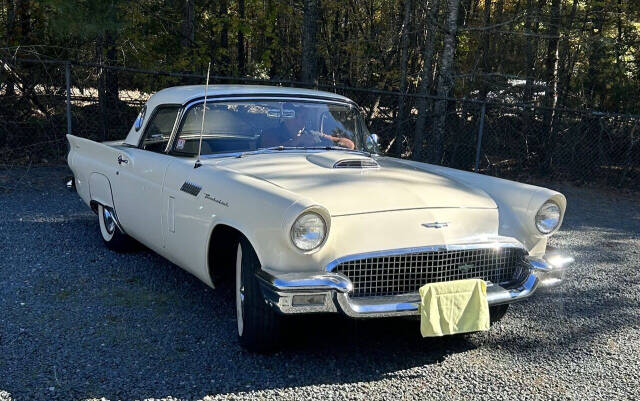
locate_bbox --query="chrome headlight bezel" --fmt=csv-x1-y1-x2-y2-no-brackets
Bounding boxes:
535,200,561,234
290,211,328,252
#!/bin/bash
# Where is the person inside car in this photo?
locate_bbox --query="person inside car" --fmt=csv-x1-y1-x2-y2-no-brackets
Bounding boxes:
260,104,355,150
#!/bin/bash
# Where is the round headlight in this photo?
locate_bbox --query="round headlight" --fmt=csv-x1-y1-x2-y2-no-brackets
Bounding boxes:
535,201,561,234
290,212,326,251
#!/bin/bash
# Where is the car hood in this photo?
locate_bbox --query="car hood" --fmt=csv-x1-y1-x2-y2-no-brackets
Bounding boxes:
206,152,497,216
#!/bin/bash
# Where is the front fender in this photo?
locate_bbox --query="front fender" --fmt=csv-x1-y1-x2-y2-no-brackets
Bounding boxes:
387,158,566,256
195,166,332,275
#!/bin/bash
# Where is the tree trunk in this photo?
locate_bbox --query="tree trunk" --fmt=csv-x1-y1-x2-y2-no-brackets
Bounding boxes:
523,0,545,106
219,0,229,75
457,0,474,28
301,0,318,84
392,0,412,156
237,0,246,76
479,0,492,100
540,0,561,171
615,0,623,66
16,0,30,38
556,0,578,108
96,34,108,140
5,0,16,96
430,0,461,164
543,0,561,110
489,0,504,75
104,30,119,112
412,0,441,161
180,0,195,48
587,1,605,107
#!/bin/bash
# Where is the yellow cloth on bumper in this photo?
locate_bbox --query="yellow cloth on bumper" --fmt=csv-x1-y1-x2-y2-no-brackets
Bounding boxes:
419,279,490,337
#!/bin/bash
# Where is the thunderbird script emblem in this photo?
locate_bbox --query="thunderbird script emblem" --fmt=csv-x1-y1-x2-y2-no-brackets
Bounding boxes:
422,222,449,229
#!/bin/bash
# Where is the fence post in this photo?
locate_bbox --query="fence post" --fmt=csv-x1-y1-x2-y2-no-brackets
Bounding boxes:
474,101,486,172
65,61,72,136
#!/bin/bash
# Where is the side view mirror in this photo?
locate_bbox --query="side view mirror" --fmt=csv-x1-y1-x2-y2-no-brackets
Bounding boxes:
365,133,379,153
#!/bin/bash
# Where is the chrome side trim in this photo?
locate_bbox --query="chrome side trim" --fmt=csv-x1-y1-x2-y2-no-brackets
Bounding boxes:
180,181,202,197
325,241,526,272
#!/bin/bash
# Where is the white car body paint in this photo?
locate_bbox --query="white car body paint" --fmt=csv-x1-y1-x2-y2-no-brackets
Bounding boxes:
66,85,569,312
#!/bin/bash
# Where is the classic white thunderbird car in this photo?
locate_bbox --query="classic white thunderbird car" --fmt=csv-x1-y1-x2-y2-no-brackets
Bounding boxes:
66,85,573,351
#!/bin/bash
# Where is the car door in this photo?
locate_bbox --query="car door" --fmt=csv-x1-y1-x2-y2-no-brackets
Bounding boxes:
111,105,181,252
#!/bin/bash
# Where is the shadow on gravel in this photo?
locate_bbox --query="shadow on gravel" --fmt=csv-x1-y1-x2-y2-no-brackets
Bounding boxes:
484,285,640,357
0,199,478,400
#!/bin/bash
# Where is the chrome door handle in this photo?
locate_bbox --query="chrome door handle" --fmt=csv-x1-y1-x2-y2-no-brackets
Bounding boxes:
117,155,128,165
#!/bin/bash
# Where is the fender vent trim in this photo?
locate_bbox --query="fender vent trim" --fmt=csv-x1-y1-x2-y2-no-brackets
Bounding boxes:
180,181,202,197
333,159,379,169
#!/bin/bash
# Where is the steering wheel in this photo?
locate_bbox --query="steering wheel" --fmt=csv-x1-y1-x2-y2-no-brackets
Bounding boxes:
297,126,325,144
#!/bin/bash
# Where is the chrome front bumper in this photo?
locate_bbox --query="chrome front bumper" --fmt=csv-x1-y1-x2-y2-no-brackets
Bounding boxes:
256,249,574,318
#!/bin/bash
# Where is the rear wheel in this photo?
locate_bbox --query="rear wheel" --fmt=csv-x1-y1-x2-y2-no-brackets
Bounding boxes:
489,304,509,324
236,237,283,352
98,204,131,251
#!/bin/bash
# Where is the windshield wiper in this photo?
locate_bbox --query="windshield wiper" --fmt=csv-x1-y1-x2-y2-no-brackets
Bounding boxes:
236,146,307,158
301,146,370,155
262,146,307,151
237,145,370,158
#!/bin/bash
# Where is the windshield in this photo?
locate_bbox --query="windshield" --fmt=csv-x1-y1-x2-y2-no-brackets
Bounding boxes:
172,100,366,156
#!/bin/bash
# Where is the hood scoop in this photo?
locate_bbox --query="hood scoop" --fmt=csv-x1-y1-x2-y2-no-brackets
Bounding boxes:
307,153,379,169
333,158,379,169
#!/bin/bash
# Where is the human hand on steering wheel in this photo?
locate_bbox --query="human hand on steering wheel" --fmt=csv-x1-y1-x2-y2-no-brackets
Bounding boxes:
295,127,356,149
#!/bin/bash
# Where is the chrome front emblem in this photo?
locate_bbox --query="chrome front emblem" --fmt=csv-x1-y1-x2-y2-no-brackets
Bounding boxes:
422,222,449,229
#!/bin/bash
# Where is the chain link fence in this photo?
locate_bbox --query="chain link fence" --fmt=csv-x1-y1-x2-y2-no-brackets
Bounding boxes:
1,58,638,190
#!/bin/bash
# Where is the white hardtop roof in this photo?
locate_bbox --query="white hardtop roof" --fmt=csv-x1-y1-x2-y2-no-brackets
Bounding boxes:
150,84,354,106
124,85,355,146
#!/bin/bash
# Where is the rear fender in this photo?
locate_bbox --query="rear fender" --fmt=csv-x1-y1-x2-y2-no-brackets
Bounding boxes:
89,173,115,209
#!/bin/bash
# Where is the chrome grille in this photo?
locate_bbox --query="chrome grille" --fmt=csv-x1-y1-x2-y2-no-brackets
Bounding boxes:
333,247,526,297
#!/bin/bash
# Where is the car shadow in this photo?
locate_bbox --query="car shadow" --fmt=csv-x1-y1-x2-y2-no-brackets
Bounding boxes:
0,209,479,401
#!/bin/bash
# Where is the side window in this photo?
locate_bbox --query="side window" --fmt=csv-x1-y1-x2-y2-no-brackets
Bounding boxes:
140,105,181,153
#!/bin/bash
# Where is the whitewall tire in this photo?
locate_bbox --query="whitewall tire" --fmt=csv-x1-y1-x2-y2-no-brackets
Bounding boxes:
236,244,245,337
97,204,130,251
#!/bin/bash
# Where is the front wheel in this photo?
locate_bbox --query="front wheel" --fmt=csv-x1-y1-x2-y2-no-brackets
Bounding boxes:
236,237,283,352
97,204,131,251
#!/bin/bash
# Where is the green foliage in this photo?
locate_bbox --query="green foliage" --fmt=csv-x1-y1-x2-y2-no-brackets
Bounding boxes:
1,0,639,112
46,0,123,39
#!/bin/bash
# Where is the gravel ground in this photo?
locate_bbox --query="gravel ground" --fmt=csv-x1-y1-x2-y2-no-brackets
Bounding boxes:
1,166,639,401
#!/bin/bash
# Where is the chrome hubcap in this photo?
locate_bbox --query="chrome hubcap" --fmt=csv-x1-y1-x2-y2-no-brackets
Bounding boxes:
102,208,116,234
